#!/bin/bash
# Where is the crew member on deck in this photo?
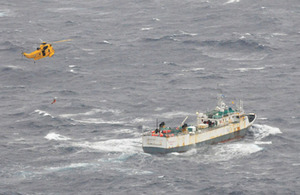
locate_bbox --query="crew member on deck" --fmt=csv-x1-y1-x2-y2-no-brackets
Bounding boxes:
181,123,188,134
159,122,166,131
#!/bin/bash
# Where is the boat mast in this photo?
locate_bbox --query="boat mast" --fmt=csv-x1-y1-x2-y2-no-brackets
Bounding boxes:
238,100,244,114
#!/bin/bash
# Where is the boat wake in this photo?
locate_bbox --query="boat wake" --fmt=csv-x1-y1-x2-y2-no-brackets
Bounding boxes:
213,143,262,161
212,124,281,160
44,132,142,153
45,163,97,173
59,108,122,118
43,124,281,165
169,124,282,162
10,132,146,179
248,124,282,140
72,137,142,153
34,107,125,125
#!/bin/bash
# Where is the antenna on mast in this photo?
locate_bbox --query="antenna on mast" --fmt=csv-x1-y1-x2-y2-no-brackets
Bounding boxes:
237,100,244,113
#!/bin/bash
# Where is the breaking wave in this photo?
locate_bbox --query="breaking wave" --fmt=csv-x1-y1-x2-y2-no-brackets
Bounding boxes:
224,0,240,4
249,124,282,140
45,132,71,141
34,109,54,118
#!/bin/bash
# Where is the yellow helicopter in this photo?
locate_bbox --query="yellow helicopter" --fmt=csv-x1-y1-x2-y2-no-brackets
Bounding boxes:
22,39,71,61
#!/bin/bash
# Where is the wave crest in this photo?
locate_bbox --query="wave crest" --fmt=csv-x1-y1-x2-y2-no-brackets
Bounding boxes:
201,38,268,51
249,124,282,140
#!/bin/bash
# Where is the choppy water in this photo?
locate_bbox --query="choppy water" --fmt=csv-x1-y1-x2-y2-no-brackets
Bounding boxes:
1,0,299,194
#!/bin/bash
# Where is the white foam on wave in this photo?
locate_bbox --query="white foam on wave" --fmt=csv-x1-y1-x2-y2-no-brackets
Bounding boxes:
3,65,23,70
60,110,93,118
51,7,78,13
103,40,111,44
0,9,11,17
1,85,25,89
82,48,94,55
68,65,77,68
99,153,134,163
71,118,124,125
234,67,265,72
59,108,121,118
141,27,153,31
254,141,272,145
258,117,268,120
46,162,97,173
14,137,25,142
170,148,198,156
45,132,71,141
34,109,54,118
69,69,77,74
113,167,153,176
44,131,141,154
47,160,152,176
131,117,151,124
82,48,93,51
155,107,164,111
117,128,137,134
224,0,240,4
272,33,287,36
212,143,262,161
179,30,198,36
250,124,282,140
60,108,121,118
73,137,142,153
182,68,205,72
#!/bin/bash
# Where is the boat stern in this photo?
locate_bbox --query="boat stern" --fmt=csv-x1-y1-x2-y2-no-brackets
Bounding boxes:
142,135,167,153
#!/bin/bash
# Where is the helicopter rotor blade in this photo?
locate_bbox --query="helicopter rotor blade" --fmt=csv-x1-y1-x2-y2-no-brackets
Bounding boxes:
53,39,72,43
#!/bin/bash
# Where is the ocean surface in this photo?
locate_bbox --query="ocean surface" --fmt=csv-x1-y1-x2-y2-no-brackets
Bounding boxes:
1,0,299,194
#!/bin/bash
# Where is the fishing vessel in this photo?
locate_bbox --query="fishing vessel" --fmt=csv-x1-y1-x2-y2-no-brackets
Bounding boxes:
142,96,256,154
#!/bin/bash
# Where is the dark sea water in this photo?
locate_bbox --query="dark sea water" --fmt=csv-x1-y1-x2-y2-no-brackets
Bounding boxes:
1,0,299,194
